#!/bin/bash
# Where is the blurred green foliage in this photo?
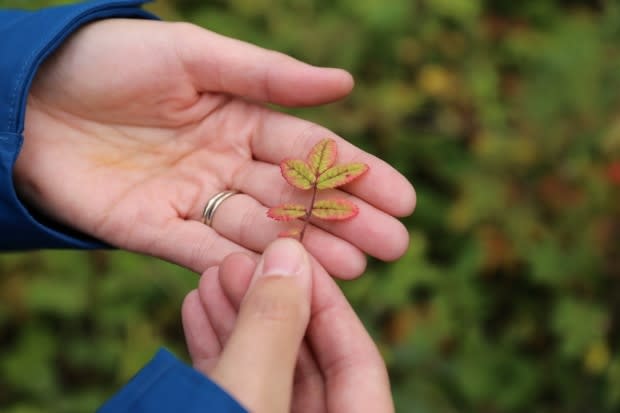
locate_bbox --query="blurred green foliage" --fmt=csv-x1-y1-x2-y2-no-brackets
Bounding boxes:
1,0,620,412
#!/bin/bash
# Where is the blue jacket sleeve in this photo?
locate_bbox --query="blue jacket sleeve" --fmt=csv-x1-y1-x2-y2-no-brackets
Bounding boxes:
98,349,247,413
0,0,160,250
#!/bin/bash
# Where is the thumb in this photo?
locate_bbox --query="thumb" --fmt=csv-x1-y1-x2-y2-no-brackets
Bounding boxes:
176,24,354,107
211,238,312,413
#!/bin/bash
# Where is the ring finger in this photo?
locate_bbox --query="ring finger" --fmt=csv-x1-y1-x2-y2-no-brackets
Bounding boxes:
203,191,367,279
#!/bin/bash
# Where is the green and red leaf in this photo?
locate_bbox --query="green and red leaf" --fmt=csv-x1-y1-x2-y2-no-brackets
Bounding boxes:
267,204,307,221
280,159,316,190
311,199,359,220
307,138,337,175
316,162,369,189
269,138,368,239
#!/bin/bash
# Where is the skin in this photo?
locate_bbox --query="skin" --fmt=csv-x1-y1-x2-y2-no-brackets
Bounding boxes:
14,19,416,278
182,239,395,413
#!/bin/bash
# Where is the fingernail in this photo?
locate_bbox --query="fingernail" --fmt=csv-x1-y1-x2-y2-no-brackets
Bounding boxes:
257,238,307,279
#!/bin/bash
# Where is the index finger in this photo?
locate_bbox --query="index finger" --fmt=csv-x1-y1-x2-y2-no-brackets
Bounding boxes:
308,263,395,413
252,110,416,218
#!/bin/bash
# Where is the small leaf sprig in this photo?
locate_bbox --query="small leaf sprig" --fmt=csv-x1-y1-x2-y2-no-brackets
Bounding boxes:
267,138,369,242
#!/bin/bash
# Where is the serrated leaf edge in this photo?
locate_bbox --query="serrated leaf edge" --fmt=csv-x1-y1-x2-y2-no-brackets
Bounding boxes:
307,138,338,175
266,204,307,221
280,159,316,190
311,198,360,221
316,162,369,190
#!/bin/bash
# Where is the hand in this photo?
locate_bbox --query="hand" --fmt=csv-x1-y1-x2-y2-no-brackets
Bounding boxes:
15,19,415,277
182,238,394,412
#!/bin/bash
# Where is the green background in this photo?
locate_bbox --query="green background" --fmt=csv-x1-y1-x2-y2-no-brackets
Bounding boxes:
1,0,620,412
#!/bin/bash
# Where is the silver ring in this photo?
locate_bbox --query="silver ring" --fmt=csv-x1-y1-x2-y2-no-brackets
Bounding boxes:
202,190,239,226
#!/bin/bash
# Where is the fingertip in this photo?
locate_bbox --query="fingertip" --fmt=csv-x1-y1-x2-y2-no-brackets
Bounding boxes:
220,251,258,273
324,67,355,100
395,180,417,217
344,255,367,279
255,238,311,284
322,245,366,280
181,290,201,353
324,67,354,95
280,65,355,106
370,170,416,218
219,252,257,308
181,289,201,325
381,222,411,262
198,266,219,298
181,290,205,347
342,69,355,94
181,289,222,370
304,227,366,280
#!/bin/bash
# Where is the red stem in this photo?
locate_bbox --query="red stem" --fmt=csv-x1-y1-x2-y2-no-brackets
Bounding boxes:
299,184,318,243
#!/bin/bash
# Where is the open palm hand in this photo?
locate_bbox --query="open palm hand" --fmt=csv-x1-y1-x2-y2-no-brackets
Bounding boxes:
15,19,415,276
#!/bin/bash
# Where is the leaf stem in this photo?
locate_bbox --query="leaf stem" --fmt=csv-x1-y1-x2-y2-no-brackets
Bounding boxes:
299,183,318,243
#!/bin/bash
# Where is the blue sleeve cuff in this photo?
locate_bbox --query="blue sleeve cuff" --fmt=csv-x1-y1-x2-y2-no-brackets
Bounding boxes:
98,349,247,413
0,1,158,250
